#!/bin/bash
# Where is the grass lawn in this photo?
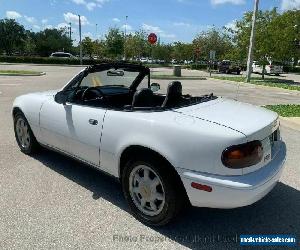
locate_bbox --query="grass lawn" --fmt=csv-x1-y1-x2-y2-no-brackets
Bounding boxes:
264,105,300,117
211,76,300,91
0,70,43,75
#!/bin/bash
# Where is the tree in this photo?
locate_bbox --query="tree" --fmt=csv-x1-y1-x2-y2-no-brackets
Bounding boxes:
172,42,193,61
232,8,300,78
0,19,27,55
82,37,94,58
152,43,173,62
105,28,124,58
193,28,233,61
23,31,36,56
270,10,300,66
93,39,107,59
33,28,72,56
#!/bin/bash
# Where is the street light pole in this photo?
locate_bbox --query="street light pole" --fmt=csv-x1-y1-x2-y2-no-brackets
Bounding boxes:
69,22,72,41
124,15,128,60
96,23,98,40
246,0,259,82
78,15,82,65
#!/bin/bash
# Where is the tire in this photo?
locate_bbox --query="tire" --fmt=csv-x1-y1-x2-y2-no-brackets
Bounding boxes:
236,70,241,75
122,155,185,226
14,112,39,154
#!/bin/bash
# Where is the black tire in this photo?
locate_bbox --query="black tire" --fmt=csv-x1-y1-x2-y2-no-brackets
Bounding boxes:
237,70,241,75
14,112,40,154
122,155,186,226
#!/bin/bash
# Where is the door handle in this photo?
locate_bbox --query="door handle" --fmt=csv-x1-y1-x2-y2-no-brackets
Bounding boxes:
89,119,98,125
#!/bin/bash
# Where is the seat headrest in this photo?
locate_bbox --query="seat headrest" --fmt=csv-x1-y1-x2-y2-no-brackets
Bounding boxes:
132,88,154,108
162,81,182,108
167,81,182,98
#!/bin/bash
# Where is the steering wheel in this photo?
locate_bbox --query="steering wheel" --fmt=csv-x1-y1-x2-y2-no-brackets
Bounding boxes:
81,87,107,102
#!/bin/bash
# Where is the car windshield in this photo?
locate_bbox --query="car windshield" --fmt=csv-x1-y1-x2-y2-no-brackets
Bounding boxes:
80,68,142,88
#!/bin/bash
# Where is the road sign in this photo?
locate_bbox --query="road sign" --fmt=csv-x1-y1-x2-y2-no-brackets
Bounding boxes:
148,33,157,45
209,50,216,60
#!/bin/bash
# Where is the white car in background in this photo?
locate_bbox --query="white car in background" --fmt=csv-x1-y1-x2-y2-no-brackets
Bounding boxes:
12,62,286,226
252,61,283,75
50,52,76,59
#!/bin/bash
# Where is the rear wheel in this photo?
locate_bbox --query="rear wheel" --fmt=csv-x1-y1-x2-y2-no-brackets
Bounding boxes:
122,155,185,226
14,112,39,154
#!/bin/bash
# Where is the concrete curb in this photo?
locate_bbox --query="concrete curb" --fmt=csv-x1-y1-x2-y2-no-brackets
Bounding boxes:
151,75,206,80
209,77,300,93
0,72,46,76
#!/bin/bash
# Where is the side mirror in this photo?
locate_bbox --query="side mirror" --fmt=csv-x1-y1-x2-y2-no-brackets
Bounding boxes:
54,91,68,105
150,82,160,92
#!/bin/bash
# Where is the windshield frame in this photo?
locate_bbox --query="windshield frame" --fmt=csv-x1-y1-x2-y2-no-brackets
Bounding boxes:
63,62,150,92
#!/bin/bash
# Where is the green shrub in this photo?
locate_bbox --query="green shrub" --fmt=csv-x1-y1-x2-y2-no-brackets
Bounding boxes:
189,64,208,70
0,56,102,65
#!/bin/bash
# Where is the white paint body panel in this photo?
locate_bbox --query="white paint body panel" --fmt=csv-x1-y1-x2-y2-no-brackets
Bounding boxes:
12,86,286,209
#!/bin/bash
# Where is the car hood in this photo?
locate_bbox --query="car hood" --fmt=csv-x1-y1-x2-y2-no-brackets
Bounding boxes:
36,89,59,96
174,98,278,140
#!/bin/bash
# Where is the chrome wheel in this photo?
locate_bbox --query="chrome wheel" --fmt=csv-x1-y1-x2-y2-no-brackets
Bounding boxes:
15,117,31,149
129,165,165,216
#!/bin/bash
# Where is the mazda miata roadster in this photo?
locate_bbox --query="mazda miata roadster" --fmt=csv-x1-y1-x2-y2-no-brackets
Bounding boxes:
13,62,286,226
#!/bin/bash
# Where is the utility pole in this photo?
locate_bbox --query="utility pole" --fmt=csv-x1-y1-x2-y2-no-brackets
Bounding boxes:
124,15,128,60
96,23,98,40
69,22,72,41
78,15,82,65
246,0,259,83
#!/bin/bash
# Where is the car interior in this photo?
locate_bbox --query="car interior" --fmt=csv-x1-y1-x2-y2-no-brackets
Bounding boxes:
62,64,216,111
68,80,216,111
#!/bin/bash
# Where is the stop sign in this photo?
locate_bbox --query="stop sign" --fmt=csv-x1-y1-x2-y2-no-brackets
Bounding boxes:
148,33,157,44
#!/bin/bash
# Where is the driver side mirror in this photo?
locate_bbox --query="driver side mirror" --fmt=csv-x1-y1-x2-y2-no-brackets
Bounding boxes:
150,82,160,92
54,91,69,105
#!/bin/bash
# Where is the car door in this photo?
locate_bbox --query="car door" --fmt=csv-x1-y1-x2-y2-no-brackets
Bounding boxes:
63,103,106,166
40,70,108,167
39,96,106,167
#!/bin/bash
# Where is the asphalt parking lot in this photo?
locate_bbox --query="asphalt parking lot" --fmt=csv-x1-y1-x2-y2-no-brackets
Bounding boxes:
0,64,299,249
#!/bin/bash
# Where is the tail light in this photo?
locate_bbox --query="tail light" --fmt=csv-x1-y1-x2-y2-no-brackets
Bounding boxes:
221,140,263,169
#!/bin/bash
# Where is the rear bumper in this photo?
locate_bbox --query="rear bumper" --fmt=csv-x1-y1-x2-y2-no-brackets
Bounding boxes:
178,141,286,209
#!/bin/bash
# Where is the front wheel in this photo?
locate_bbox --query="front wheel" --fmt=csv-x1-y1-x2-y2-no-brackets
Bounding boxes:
122,156,185,226
14,112,39,154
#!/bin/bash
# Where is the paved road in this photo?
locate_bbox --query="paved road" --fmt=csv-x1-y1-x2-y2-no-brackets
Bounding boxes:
0,64,299,250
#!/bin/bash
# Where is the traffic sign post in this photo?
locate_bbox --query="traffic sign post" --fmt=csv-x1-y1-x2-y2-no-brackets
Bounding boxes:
148,33,157,63
209,50,216,77
148,33,157,45
194,47,200,66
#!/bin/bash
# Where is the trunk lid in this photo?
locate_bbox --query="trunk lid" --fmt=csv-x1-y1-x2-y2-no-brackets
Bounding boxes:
175,98,278,140
175,98,280,174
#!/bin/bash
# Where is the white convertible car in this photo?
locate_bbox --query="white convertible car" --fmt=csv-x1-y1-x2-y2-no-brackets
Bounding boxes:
13,62,286,226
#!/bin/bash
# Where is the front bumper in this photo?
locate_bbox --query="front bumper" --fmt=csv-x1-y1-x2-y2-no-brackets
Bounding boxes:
178,141,286,209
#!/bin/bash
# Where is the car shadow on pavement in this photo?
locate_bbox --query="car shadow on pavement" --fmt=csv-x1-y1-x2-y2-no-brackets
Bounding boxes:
32,148,300,250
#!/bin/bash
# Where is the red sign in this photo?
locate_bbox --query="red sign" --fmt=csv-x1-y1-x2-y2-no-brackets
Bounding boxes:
148,33,157,45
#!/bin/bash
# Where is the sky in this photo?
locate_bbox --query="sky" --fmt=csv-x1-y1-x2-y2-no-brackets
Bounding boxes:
0,0,299,44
